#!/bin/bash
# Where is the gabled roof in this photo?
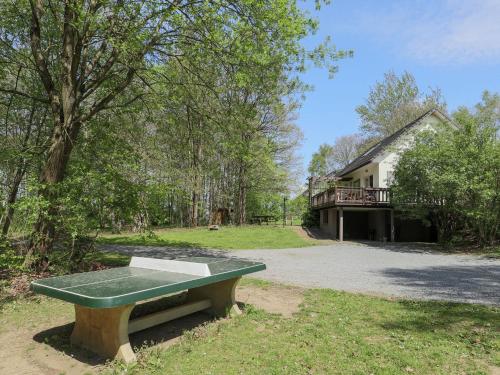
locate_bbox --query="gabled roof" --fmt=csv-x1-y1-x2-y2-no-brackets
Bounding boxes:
334,108,450,178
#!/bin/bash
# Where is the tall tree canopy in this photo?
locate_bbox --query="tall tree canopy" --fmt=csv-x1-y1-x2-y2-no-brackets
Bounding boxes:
0,0,347,265
355,71,446,140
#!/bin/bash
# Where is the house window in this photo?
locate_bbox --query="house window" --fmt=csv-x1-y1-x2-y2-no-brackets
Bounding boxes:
369,174,374,187
323,210,328,224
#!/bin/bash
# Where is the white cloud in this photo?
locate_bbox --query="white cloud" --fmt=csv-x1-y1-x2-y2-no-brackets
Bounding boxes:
350,0,500,65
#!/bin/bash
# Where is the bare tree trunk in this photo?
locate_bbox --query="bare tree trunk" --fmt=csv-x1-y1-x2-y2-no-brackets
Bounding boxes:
190,143,200,227
191,191,199,227
26,121,80,262
237,163,246,225
1,166,26,236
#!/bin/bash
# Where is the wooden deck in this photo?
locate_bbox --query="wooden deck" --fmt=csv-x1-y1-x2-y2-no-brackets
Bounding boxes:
311,187,390,208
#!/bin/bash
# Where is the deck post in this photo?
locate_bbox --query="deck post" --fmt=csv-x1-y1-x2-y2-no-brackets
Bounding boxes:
390,209,395,242
339,207,344,242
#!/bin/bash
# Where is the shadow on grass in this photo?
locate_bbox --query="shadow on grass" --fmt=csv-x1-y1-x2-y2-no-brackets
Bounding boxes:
32,313,215,366
98,236,210,249
378,299,499,352
381,264,500,305
131,301,250,351
32,295,252,366
85,250,131,267
99,243,227,259
33,322,105,366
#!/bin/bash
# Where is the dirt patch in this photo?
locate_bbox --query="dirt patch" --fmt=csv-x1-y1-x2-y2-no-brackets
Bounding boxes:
489,365,500,375
237,284,304,317
0,321,102,375
0,284,302,374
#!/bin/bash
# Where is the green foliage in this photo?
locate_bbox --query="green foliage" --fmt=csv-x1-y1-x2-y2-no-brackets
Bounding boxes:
308,135,363,177
391,93,500,246
245,192,283,220
288,195,309,220
0,0,349,259
356,70,446,141
308,144,336,176
0,238,23,271
302,207,320,227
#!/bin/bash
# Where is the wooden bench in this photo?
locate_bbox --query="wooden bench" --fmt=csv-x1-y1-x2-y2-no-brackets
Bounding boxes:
31,256,266,363
251,215,277,225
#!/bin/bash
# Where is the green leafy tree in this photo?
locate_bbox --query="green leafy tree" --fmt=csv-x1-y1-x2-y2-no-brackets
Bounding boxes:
0,0,347,263
308,144,335,176
308,134,362,177
356,71,446,140
391,94,500,246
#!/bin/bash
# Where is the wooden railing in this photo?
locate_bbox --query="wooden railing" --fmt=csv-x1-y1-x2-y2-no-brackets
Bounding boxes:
311,187,390,207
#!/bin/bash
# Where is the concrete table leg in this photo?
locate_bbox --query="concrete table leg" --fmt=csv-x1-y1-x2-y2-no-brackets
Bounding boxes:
71,304,136,363
186,277,242,318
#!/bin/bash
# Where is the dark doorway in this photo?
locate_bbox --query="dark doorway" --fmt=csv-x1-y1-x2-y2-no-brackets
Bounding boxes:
341,211,370,240
394,214,437,242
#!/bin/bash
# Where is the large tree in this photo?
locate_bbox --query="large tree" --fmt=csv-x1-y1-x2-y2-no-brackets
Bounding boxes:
356,71,446,140
0,0,345,261
308,134,362,176
391,93,500,246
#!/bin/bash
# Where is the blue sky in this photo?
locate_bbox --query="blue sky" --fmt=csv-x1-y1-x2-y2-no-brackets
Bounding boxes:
295,0,500,177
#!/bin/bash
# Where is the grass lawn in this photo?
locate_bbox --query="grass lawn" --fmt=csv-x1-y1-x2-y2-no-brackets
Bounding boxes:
98,225,320,250
1,278,498,374
109,289,499,374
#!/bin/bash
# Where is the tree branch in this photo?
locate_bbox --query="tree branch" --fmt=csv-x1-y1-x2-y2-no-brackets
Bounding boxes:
78,68,136,124
29,0,60,119
0,88,49,104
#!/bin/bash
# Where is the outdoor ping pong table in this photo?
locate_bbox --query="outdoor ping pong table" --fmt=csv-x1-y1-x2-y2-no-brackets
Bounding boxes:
31,256,266,363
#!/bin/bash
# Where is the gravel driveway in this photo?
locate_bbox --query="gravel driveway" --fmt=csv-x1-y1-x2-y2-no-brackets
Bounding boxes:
100,242,500,305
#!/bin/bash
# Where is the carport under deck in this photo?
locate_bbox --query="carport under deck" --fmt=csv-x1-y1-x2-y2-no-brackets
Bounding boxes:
318,207,437,243
319,207,395,242
313,186,436,242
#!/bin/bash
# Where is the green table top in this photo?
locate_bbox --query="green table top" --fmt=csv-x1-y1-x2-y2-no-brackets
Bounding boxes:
31,257,266,308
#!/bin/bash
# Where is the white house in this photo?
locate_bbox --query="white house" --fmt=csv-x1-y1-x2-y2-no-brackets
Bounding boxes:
309,108,452,242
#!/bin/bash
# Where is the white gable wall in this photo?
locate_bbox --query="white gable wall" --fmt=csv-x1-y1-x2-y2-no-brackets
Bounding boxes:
341,113,445,188
375,113,444,187
339,162,379,188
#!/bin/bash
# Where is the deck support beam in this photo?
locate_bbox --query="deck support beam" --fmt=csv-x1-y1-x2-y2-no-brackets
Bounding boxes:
339,207,344,242
390,209,395,242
